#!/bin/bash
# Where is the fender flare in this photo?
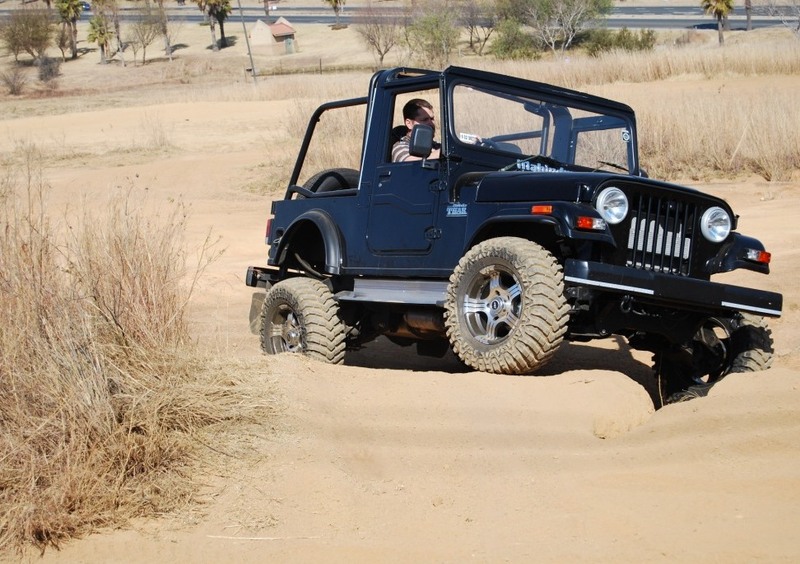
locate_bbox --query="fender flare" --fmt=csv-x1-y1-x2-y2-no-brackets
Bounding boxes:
466,202,617,250
275,209,344,275
708,233,770,275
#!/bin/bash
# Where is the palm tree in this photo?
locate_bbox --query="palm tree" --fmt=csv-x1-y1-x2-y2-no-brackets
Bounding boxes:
55,0,83,60
701,0,734,45
87,14,113,63
194,0,232,51
323,0,346,27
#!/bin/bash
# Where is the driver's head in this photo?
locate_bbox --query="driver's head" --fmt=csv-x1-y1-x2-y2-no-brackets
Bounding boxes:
403,98,436,136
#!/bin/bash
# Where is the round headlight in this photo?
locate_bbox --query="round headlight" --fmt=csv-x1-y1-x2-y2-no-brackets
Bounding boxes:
595,187,628,225
700,206,732,243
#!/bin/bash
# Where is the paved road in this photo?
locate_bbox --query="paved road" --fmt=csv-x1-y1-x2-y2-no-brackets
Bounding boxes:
0,4,791,30
218,4,790,30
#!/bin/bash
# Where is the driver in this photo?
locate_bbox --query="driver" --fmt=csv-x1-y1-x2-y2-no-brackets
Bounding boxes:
391,98,442,162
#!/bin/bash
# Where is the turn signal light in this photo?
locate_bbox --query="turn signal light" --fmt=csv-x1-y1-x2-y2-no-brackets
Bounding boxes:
746,249,771,264
576,216,607,231
531,205,553,214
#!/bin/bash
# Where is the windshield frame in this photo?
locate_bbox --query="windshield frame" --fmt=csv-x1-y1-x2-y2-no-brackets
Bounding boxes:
444,70,641,175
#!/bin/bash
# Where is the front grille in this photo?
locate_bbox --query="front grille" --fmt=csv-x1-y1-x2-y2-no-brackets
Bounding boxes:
626,193,698,276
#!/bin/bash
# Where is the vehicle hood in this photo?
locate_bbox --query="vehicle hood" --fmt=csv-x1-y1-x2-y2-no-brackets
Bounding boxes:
471,171,711,204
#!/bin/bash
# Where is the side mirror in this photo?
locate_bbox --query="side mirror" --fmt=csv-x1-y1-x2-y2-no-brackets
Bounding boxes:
409,124,434,158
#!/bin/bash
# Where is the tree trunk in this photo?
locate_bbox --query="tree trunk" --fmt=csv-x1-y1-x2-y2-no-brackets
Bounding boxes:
99,43,107,64
156,0,173,61
717,16,725,45
209,21,219,51
70,20,78,59
745,0,752,31
162,28,173,60
113,11,126,67
218,18,227,48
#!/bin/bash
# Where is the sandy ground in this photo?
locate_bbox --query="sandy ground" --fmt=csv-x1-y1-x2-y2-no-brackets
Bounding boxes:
2,3,800,562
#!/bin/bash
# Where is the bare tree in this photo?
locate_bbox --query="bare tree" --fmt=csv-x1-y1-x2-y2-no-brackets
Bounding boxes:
767,0,800,37
152,0,174,61
128,7,161,64
460,0,497,55
353,1,401,66
0,8,54,64
522,0,612,55
55,24,70,61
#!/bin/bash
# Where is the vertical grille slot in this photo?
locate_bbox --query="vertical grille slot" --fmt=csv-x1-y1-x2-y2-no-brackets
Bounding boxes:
626,193,697,276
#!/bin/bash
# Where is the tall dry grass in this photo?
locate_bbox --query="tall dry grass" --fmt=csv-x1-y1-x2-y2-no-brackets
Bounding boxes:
0,143,272,554
246,34,799,182
463,31,800,90
635,89,800,181
469,34,800,180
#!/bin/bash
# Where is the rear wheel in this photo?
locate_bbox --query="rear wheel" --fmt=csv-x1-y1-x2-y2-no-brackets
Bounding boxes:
444,237,569,374
304,168,360,194
655,313,774,404
260,277,346,364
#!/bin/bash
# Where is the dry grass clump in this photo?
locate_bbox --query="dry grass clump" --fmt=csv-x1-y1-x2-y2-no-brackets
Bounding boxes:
636,89,800,181
0,144,271,554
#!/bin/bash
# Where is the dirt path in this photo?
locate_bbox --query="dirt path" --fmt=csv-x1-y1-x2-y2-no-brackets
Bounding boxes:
32,351,800,562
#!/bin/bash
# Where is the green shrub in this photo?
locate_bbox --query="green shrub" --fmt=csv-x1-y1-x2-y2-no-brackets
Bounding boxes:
491,19,539,60
583,27,656,57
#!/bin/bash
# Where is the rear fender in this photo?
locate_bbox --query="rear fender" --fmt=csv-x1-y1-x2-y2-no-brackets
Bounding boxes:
273,209,344,275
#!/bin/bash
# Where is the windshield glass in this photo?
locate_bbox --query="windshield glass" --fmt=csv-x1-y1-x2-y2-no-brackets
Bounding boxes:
451,83,634,171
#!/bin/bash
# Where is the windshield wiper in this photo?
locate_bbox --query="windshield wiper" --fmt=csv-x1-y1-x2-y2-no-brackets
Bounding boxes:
595,160,629,173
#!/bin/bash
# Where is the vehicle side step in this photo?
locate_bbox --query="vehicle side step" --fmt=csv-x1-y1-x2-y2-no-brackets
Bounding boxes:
336,278,448,306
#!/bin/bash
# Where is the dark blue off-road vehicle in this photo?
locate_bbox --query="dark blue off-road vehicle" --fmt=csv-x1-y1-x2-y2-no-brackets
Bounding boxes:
246,66,782,403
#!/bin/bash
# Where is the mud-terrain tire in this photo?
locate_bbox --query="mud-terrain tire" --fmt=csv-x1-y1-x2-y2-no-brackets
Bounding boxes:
657,313,774,404
304,168,360,194
729,314,774,373
444,237,569,374
260,277,346,364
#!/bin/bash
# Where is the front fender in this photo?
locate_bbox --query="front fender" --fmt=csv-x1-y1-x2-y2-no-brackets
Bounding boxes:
467,202,617,250
707,233,770,275
271,209,344,275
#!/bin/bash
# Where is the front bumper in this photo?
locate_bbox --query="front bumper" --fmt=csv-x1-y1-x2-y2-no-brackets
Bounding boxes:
564,259,782,318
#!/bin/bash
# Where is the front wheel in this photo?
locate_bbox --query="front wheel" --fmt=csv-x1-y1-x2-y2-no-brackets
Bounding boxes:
260,277,346,364
655,313,774,404
444,237,569,374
